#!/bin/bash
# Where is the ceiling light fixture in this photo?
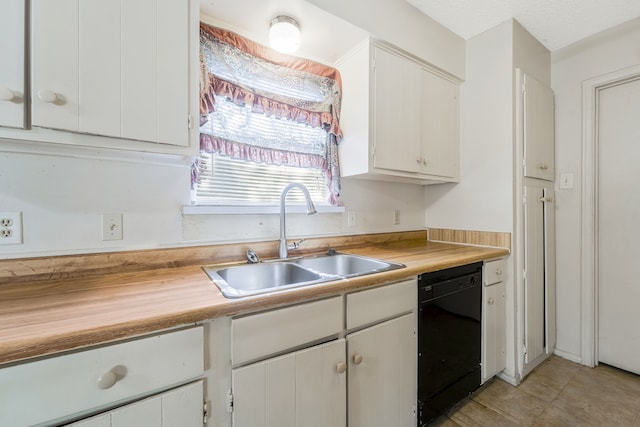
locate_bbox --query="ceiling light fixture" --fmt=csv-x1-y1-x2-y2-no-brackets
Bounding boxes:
269,15,300,54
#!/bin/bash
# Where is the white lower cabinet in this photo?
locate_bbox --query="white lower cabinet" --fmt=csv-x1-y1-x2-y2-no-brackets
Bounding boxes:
232,340,346,427
482,259,507,383
347,313,417,427
229,279,417,427
66,380,203,427
0,327,204,427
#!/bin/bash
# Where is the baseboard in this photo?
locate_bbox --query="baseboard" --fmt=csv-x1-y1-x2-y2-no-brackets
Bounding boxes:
553,348,583,364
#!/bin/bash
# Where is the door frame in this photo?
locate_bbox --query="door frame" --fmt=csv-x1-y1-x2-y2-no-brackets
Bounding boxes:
581,64,640,367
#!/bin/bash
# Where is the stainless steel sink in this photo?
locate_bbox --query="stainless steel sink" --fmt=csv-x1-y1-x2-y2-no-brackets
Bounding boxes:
204,262,331,298
295,253,404,278
203,251,405,298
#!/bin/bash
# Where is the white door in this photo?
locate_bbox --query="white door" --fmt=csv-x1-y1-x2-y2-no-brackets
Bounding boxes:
347,313,416,427
66,380,203,427
482,281,506,382
372,47,421,173
0,0,26,128
598,77,640,374
522,72,555,181
420,69,459,179
523,185,545,366
232,339,346,427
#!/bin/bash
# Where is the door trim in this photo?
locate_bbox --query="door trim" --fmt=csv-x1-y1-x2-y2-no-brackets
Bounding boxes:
581,64,640,367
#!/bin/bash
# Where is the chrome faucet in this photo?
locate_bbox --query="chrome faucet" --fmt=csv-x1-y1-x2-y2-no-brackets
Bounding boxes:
278,183,317,259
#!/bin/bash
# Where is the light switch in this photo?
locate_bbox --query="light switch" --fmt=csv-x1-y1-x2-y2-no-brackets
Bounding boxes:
559,172,574,189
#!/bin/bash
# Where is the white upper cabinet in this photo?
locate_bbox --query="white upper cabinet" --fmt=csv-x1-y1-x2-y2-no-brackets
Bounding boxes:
372,47,422,173
337,39,461,184
0,0,27,129
31,0,191,147
420,69,460,179
522,72,555,181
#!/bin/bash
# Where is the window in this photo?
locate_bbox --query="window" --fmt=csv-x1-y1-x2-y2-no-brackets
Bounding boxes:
193,24,343,206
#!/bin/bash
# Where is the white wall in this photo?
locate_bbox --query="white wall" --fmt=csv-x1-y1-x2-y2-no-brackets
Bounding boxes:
424,20,514,233
0,142,190,258
184,178,426,243
0,141,426,258
551,18,640,360
307,0,465,79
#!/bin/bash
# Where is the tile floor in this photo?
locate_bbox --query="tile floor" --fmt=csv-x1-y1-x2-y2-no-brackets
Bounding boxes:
431,355,640,426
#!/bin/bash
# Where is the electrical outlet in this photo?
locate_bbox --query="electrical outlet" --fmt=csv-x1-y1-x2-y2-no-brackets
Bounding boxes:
102,213,123,241
393,209,400,225
0,212,23,245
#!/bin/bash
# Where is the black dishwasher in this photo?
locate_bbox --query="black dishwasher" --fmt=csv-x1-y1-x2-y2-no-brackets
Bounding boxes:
417,262,482,426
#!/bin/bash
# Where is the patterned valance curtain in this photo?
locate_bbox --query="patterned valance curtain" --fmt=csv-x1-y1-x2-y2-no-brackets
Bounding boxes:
198,23,343,205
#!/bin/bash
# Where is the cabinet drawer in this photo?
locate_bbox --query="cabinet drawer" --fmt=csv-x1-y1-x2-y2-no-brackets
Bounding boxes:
484,259,507,286
0,326,203,427
232,297,343,367
347,279,416,331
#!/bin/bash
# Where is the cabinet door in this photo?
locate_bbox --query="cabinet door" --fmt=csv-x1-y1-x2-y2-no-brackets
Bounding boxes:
32,0,80,131
523,73,555,181
232,339,346,427
420,70,460,180
348,313,416,427
482,281,506,382
372,47,421,173
32,0,190,145
66,380,203,427
0,0,26,129
523,186,545,365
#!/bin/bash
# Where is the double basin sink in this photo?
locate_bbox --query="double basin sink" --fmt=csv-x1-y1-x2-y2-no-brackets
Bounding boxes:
203,251,405,298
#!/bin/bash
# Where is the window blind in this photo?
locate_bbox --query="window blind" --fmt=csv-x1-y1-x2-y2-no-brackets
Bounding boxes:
194,153,328,204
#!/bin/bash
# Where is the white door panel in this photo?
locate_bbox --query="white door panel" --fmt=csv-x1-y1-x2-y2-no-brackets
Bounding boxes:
598,77,640,374
0,0,26,128
524,186,545,365
523,73,555,181
232,339,346,427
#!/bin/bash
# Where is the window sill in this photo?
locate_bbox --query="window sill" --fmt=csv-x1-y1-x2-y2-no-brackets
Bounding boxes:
183,204,346,215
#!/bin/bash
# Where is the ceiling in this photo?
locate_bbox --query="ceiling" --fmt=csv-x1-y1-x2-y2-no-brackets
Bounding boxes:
199,0,368,64
200,0,640,57
405,0,640,51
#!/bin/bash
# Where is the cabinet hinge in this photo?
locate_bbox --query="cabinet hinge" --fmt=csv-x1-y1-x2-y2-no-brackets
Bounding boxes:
226,389,234,414
188,114,193,130
523,344,528,356
203,400,210,424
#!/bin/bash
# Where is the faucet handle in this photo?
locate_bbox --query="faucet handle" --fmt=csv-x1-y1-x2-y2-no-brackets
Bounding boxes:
287,239,305,251
246,249,261,264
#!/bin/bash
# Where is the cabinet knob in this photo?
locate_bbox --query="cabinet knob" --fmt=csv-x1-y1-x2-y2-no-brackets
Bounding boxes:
416,158,421,164
422,158,428,165
97,370,118,390
336,362,347,374
352,353,363,365
539,196,554,203
495,268,502,276
37,89,58,104
488,297,495,305
0,87,15,101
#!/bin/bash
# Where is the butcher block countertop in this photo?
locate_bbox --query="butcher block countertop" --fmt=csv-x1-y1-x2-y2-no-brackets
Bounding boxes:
0,231,509,366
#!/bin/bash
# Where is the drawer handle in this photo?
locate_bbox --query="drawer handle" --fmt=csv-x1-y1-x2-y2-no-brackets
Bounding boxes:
97,366,126,390
488,297,495,305
97,371,117,389
538,163,549,170
336,362,347,374
352,353,363,365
